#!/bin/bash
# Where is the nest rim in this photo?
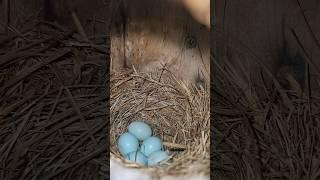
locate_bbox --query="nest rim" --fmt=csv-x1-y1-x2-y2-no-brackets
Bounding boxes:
110,69,210,177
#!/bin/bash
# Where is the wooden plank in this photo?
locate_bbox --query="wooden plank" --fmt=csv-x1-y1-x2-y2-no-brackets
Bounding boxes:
4,0,10,33
110,0,210,86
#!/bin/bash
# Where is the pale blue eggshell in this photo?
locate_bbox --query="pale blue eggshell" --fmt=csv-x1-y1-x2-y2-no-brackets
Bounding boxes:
148,151,169,166
125,151,148,166
117,132,139,156
128,121,152,140
141,136,162,156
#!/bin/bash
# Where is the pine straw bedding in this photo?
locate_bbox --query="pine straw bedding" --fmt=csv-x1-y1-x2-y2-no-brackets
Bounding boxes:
0,21,109,179
212,49,320,179
110,70,210,178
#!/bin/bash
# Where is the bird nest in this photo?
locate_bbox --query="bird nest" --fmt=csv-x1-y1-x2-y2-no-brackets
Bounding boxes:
110,69,210,179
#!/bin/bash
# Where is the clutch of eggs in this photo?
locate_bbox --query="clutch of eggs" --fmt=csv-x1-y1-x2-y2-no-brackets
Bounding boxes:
117,121,169,166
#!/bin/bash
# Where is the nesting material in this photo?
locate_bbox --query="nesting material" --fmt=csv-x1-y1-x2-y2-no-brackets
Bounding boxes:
110,69,210,178
0,20,108,179
212,42,320,179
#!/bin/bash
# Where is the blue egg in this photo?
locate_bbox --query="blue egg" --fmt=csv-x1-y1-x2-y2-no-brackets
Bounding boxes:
128,121,152,141
117,132,139,156
141,136,162,156
125,151,148,166
148,151,169,166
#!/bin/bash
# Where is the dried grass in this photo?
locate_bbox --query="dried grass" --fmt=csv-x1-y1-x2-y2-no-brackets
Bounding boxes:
0,20,109,179
212,33,320,180
110,69,210,178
